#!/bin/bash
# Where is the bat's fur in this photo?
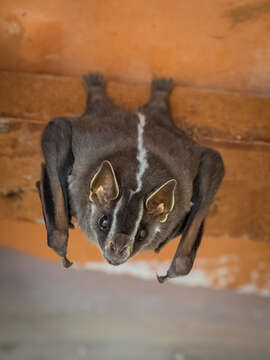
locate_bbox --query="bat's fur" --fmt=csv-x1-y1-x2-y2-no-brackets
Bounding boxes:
36,74,224,282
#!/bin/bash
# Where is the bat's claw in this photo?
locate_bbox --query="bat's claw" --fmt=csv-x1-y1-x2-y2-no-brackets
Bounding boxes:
62,256,73,268
156,273,169,284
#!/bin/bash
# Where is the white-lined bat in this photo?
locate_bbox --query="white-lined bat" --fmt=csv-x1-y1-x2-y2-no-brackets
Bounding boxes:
36,74,224,282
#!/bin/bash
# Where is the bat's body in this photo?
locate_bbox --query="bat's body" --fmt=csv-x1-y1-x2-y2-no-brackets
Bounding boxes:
37,75,224,282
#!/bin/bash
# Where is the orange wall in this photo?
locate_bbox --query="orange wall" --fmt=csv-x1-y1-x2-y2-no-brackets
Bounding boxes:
1,0,270,93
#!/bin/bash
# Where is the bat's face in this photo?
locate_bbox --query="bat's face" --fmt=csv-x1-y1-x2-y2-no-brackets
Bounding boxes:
89,160,176,265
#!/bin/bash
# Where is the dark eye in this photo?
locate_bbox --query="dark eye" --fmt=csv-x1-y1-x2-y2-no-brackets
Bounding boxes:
138,228,147,241
98,215,110,231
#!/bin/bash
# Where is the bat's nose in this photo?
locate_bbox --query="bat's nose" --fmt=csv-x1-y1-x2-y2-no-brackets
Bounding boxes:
109,241,129,257
105,234,131,265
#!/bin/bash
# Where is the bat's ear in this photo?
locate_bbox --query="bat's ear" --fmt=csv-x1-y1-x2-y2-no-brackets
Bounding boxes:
146,179,177,223
89,160,119,206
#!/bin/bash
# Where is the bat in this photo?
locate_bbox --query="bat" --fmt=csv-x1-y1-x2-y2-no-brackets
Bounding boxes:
36,74,224,282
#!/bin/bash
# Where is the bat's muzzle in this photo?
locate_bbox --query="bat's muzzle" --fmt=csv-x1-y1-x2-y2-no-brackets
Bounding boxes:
104,234,132,265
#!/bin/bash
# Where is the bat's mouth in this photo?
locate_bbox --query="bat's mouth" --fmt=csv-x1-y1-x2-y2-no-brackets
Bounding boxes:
103,247,131,266
106,258,122,266
104,255,129,266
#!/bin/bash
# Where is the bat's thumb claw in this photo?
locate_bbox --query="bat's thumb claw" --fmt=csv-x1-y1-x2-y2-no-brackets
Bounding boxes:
62,256,73,268
156,273,169,284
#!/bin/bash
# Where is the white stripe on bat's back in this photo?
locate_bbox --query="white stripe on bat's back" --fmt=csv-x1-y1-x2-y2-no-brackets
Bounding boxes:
130,112,149,197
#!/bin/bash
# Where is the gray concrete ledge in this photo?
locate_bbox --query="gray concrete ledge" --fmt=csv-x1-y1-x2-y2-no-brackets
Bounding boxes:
0,248,270,360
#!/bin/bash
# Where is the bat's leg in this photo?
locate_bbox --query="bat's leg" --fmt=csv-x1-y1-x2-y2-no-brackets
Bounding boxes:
82,73,114,115
150,78,173,107
139,78,174,123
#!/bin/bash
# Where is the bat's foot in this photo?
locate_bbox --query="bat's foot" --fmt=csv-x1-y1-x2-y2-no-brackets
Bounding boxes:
82,73,108,113
82,73,105,90
151,78,173,95
140,77,174,115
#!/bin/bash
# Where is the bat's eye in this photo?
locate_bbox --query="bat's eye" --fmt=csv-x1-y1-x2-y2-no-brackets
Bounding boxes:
138,228,147,240
98,215,110,231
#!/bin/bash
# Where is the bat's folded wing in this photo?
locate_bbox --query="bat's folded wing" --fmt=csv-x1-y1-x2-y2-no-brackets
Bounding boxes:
158,147,224,283
36,118,74,268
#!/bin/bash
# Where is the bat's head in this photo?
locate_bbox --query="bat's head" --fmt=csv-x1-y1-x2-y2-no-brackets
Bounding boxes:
89,160,176,265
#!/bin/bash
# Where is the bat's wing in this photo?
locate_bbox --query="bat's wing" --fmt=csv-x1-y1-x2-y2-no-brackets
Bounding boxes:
36,117,74,268
158,148,224,283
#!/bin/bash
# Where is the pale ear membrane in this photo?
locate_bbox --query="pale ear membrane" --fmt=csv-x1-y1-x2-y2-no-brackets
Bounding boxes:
146,179,177,223
89,160,119,206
